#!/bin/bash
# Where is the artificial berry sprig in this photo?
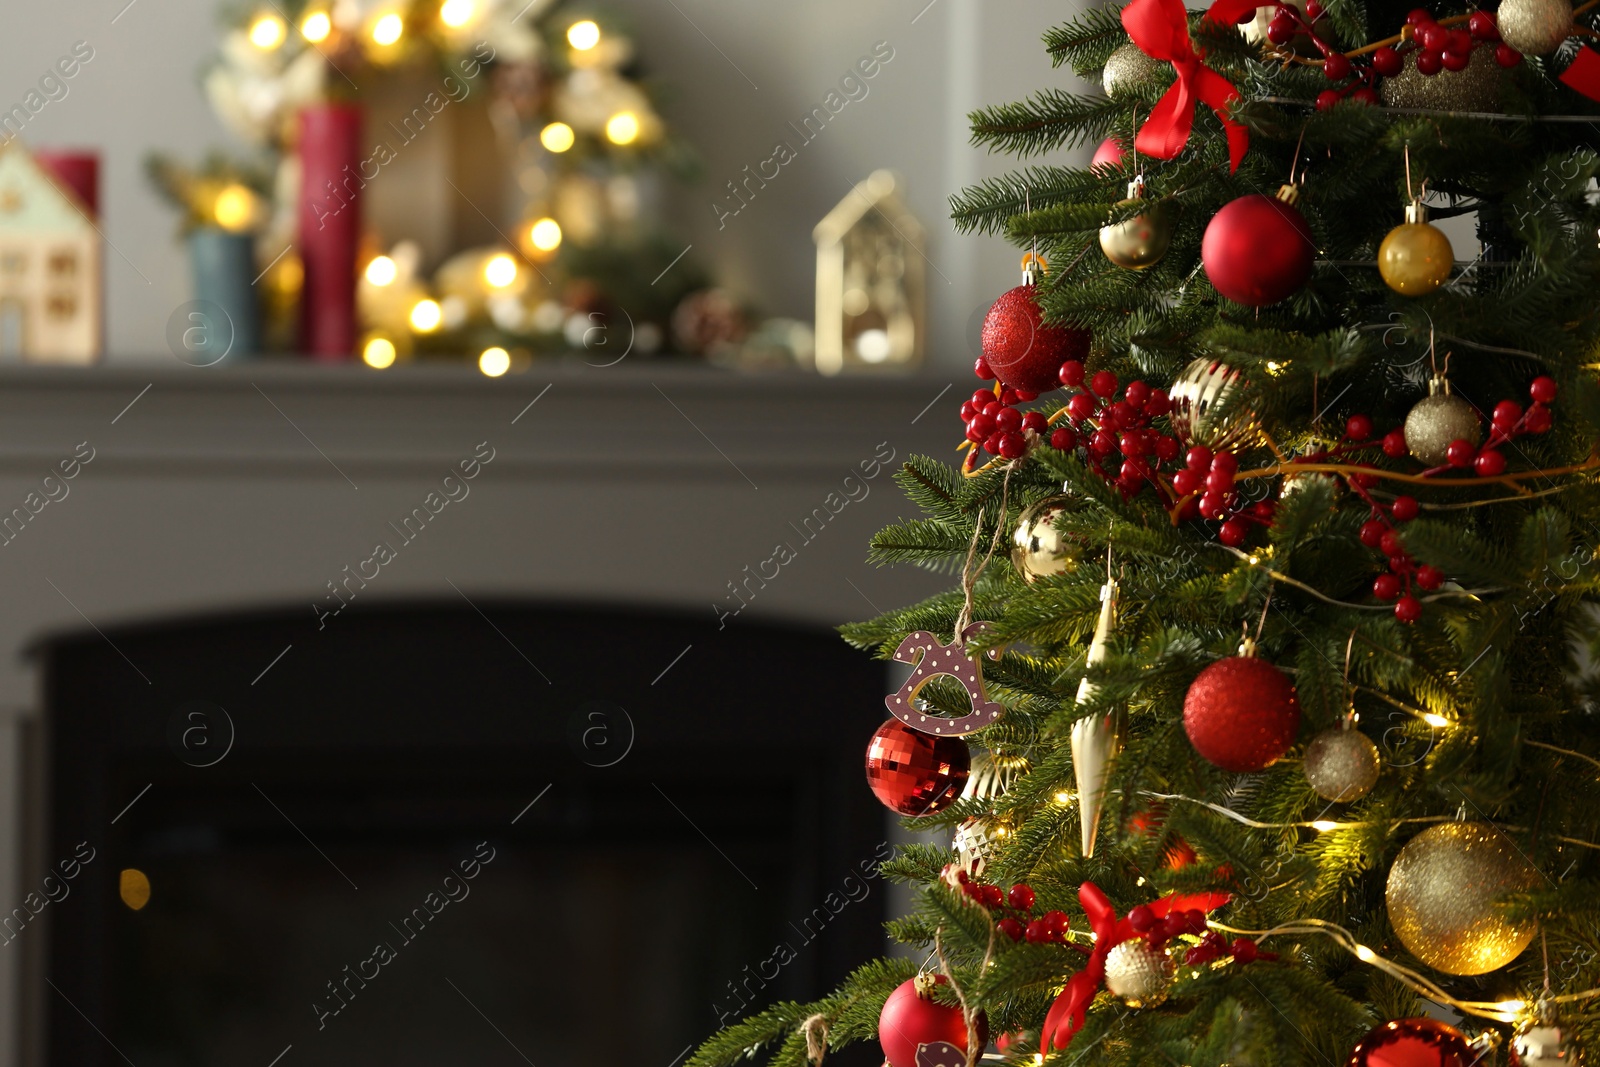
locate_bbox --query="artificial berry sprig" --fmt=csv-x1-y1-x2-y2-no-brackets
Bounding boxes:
943,868,1084,949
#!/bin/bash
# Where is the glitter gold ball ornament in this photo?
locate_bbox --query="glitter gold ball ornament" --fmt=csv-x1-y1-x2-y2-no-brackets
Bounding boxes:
1100,176,1173,270
865,720,971,816
1404,376,1482,466
1201,184,1316,306
1380,45,1504,110
1385,821,1541,975
1379,202,1455,296
1169,357,1266,452
1183,641,1302,772
1103,940,1176,1007
1512,1025,1573,1067
1303,724,1381,802
1102,42,1169,99
1012,496,1081,582
1497,0,1574,55
1347,1018,1476,1067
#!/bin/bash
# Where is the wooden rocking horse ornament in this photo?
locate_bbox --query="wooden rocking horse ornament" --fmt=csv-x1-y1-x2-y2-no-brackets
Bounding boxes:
885,622,1005,736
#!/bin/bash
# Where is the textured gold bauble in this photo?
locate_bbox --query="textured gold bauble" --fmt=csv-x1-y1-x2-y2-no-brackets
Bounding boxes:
1379,204,1454,296
1012,496,1081,583
1303,727,1381,802
1404,378,1482,466
1380,45,1503,111
953,816,1008,879
1104,940,1176,1007
1168,357,1265,452
1103,42,1168,99
1100,180,1173,270
1385,821,1540,975
1512,1025,1574,1067
1498,0,1574,55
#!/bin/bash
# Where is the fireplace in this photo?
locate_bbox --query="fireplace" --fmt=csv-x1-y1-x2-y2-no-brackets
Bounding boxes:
33,601,890,1067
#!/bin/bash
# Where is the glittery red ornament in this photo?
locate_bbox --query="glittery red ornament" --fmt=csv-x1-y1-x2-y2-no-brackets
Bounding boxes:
866,720,970,816
879,975,982,1067
1201,186,1316,307
1346,1019,1475,1067
1183,653,1301,772
980,284,1091,393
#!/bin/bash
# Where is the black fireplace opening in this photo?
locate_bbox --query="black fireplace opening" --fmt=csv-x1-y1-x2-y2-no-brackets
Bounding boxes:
35,602,889,1067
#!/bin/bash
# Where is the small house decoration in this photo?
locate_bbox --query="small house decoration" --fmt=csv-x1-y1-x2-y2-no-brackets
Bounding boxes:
813,169,925,375
0,144,102,364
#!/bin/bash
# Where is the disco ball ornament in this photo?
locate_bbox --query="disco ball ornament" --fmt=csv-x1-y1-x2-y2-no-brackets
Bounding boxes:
1385,821,1541,975
1102,42,1168,98
1303,725,1381,802
1380,45,1504,110
1011,496,1080,582
1379,202,1454,296
866,720,970,816
1201,185,1316,306
1183,647,1302,772
980,277,1092,393
1100,176,1173,270
1497,0,1573,55
1346,1019,1476,1067
879,974,984,1067
1168,357,1265,452
1103,940,1175,1007
1512,1025,1573,1067
1404,376,1482,466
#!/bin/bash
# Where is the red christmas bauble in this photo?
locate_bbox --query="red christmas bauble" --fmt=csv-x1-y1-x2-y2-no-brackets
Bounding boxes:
1201,191,1316,307
866,721,970,816
980,284,1091,393
1091,136,1126,172
1183,655,1302,771
1347,1019,1475,1067
879,976,982,1067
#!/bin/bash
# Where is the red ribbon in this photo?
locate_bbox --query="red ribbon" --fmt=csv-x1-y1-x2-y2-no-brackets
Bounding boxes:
1041,882,1231,1051
1559,45,1600,102
1119,0,1250,173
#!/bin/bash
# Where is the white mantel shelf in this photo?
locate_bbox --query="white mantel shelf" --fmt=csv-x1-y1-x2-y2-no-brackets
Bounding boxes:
0,363,961,481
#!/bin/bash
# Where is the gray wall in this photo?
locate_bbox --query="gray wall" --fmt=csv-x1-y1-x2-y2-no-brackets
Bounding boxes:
0,0,1090,364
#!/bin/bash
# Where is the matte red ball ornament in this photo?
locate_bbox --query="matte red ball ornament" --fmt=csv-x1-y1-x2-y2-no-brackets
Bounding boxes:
879,975,982,1067
981,282,1091,393
1183,646,1302,771
865,720,970,816
1202,186,1316,307
1091,137,1126,172
1346,1018,1475,1067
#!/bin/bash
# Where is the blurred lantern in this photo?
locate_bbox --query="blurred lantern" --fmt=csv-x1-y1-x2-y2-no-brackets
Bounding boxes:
812,169,925,374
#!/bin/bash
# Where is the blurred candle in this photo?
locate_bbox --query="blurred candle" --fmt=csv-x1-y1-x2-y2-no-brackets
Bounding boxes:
297,104,362,360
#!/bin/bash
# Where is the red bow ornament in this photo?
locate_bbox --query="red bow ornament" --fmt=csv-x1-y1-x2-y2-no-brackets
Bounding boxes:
1040,882,1231,1052
1120,0,1250,173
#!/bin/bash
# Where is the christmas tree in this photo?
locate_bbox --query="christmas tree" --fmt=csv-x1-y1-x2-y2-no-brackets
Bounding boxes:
690,1,1600,1067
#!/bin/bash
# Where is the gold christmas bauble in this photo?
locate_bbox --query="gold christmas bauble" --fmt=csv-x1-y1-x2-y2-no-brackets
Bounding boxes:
1380,45,1503,111
952,816,1007,878
1100,184,1173,270
1513,1025,1574,1067
1104,940,1175,1007
1379,207,1454,297
1303,727,1380,802
1498,0,1574,55
1168,357,1265,452
1404,380,1482,466
1102,42,1169,99
1385,821,1540,975
1011,496,1081,582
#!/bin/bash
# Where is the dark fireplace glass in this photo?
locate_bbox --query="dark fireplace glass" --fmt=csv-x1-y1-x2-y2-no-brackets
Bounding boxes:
35,604,888,1067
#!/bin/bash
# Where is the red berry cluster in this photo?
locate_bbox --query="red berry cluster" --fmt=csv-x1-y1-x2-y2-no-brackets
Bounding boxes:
950,870,1076,946
1052,360,1184,497
1254,2,1523,112
1170,446,1274,540
1182,929,1276,967
1355,489,1438,624
961,375,1050,466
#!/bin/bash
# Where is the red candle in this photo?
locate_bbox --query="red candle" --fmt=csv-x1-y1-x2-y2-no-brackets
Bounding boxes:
298,103,362,360
34,150,99,217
